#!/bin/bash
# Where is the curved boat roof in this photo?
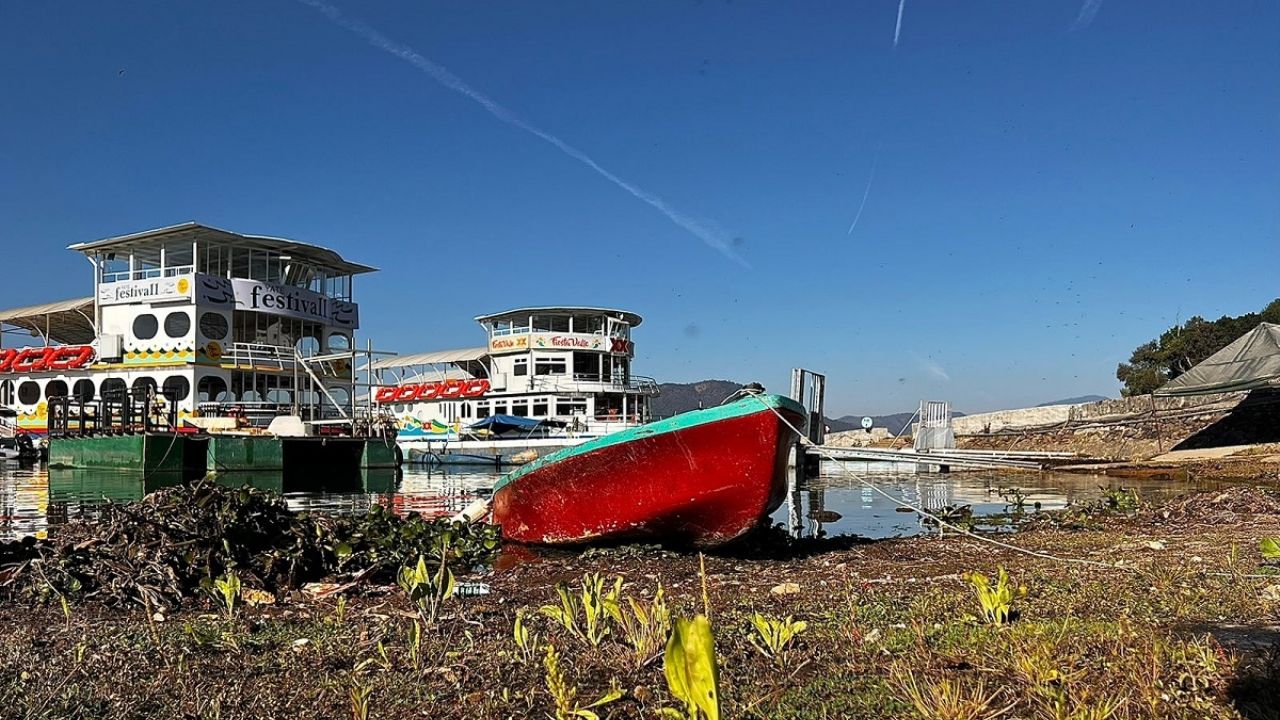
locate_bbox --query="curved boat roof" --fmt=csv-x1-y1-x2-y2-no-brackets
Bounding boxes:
474,306,643,327
67,222,377,276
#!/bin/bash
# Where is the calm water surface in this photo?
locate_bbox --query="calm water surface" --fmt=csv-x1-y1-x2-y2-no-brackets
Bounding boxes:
0,459,1217,542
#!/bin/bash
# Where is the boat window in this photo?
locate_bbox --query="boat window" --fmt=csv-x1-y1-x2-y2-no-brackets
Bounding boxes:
197,375,228,402
163,376,191,402
492,402,508,415
535,357,567,375
296,334,320,357
513,358,528,376
132,377,158,400
328,332,351,351
265,388,290,405
555,399,587,416
164,311,191,338
100,254,130,282
44,380,68,400
533,400,548,416
100,378,127,402
133,313,159,340
511,400,529,417
571,315,603,334
0,380,12,405
327,386,350,410
573,352,599,380
475,401,490,419
199,312,229,340
17,381,39,405
134,247,161,278
163,242,194,274
461,402,472,418
73,379,94,402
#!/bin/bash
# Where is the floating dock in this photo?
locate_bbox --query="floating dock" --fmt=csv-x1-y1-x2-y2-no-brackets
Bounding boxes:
49,432,397,475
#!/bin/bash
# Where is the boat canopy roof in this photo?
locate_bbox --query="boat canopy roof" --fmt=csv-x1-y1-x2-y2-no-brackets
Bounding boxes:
370,347,489,370
475,306,643,327
1156,322,1280,396
0,297,96,345
68,222,377,276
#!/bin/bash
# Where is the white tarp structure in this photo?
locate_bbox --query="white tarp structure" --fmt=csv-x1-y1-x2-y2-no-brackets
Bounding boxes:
1155,322,1280,396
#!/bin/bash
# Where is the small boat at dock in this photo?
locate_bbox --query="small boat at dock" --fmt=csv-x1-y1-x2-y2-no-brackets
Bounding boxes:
491,391,805,546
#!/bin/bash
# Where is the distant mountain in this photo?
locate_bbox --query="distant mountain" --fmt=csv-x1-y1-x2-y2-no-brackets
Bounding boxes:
1036,395,1109,407
651,380,743,417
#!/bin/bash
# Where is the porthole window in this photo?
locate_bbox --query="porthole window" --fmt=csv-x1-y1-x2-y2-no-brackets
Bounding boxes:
17,381,40,405
132,377,158,399
199,312,229,340
164,311,191,338
197,375,228,402
100,378,127,401
133,313,159,340
296,335,320,357
162,376,190,402
73,379,95,402
329,387,350,407
328,332,351,351
44,380,68,400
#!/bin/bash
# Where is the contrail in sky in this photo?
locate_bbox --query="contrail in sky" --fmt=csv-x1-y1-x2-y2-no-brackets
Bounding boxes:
846,156,878,236
893,0,906,48
296,0,748,267
1071,0,1103,30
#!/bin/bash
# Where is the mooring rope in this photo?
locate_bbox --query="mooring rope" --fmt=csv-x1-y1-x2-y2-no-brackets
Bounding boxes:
746,393,1278,580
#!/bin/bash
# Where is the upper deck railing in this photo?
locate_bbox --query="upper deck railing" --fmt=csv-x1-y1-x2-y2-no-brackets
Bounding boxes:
100,265,196,283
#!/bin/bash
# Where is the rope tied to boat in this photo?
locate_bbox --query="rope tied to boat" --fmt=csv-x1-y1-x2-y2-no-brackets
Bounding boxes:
742,393,1279,581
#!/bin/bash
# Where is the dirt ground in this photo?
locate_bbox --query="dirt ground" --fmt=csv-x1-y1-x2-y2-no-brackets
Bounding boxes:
4,483,1280,719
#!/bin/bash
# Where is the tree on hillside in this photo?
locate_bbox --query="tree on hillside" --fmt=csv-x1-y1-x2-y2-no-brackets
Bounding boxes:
1116,298,1280,396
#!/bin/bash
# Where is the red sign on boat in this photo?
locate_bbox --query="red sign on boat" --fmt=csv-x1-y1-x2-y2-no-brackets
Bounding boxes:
0,345,96,373
375,379,490,404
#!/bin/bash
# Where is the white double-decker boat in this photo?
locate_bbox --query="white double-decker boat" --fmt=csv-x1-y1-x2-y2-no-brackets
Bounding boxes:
370,307,658,466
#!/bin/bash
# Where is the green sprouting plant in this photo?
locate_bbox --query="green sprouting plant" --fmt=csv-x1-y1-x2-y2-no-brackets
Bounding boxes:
348,677,373,720
539,573,621,647
59,594,73,628
746,612,808,664
330,595,348,626
892,669,1014,720
398,550,455,625
660,615,721,720
211,573,241,619
543,643,624,720
965,567,1025,625
1261,538,1280,562
605,584,670,667
1098,486,1140,512
406,619,423,670
513,609,540,663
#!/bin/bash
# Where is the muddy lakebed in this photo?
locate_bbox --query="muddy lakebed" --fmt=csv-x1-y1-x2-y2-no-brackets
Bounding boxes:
2,464,1279,719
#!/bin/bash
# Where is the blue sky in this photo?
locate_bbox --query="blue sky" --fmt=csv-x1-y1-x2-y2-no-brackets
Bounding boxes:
1,1,1276,415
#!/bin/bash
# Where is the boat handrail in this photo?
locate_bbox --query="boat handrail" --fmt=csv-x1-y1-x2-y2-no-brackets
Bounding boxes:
527,375,658,395
100,265,196,283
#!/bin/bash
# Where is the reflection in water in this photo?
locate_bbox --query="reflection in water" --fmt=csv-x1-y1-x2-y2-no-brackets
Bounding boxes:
1,461,1216,543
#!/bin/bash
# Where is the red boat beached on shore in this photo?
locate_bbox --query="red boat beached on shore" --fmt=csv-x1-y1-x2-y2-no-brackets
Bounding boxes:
491,392,806,546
